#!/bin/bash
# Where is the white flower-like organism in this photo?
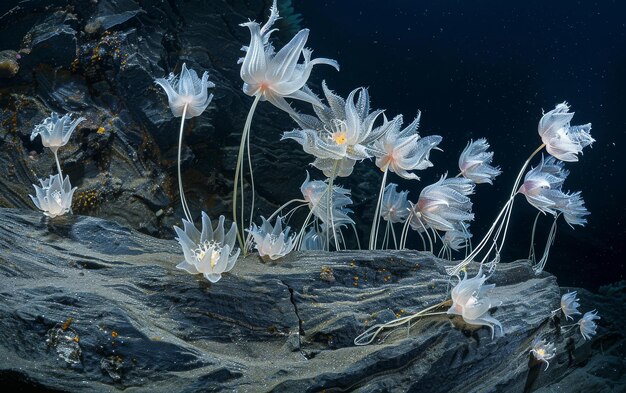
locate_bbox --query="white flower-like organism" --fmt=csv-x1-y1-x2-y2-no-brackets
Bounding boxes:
247,216,296,260
518,156,590,227
560,291,582,321
443,223,472,252
380,183,410,223
578,310,600,340
29,174,77,218
284,83,385,177
413,175,475,232
155,62,214,224
238,0,338,115
458,138,501,184
447,267,503,338
300,172,354,228
300,227,326,251
373,112,442,180
530,336,557,370
31,112,85,153
538,102,594,162
155,63,214,119
174,212,239,283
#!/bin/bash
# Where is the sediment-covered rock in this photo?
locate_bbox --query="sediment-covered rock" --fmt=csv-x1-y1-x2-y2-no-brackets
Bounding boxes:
0,208,622,392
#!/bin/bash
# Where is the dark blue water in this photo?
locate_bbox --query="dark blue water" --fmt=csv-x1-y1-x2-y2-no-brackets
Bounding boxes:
297,0,626,290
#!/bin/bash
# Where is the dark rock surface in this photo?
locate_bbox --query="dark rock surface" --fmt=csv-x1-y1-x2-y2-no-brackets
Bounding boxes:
0,207,623,392
0,0,333,238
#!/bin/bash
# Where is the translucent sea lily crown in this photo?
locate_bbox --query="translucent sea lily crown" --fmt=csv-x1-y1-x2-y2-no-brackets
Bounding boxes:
30,112,84,152
174,213,239,283
29,174,77,218
238,0,339,114
155,62,214,119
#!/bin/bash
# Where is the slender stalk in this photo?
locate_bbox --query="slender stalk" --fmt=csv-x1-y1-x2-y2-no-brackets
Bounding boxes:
447,143,546,275
52,149,63,179
369,166,389,250
354,300,451,346
266,198,308,222
233,95,262,253
528,212,542,262
327,161,340,251
177,103,193,223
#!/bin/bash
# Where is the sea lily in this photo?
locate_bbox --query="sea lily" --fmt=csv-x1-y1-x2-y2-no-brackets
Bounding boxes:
300,172,354,228
373,112,442,180
447,267,503,338
380,183,410,223
530,336,557,370
578,310,600,340
538,102,594,162
29,174,77,218
414,175,475,232
518,156,589,226
239,0,339,115
247,216,296,260
559,291,581,321
284,84,385,177
458,138,501,184
443,223,472,252
31,112,85,154
154,63,214,119
174,213,239,283
155,63,215,222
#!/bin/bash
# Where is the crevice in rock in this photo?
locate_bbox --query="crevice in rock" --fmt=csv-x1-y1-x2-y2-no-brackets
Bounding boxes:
280,279,307,357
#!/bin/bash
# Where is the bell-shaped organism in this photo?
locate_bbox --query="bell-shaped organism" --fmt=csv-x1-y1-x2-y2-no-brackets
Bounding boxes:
284,83,386,177
380,183,410,223
447,267,503,338
413,175,475,232
29,174,77,218
538,102,594,162
560,291,582,321
173,212,239,283
518,156,590,226
577,310,600,340
247,216,296,260
155,63,214,119
373,111,442,179
300,172,354,227
31,112,85,153
238,0,338,115
458,138,501,184
443,223,473,252
529,336,557,370
300,227,326,251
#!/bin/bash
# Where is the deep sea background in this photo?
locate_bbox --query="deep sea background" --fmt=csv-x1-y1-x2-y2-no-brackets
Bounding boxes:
296,0,626,290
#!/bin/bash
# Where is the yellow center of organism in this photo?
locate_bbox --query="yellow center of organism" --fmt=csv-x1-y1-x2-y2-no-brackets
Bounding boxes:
332,131,348,145
194,241,223,269
536,348,546,357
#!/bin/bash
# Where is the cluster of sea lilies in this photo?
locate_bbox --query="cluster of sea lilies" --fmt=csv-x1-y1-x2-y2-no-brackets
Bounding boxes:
26,0,599,371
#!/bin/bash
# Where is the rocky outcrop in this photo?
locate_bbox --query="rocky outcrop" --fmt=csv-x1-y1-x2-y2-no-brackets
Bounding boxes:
0,207,622,392
0,0,322,238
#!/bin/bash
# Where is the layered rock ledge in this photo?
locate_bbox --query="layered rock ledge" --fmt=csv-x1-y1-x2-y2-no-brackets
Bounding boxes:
0,208,623,392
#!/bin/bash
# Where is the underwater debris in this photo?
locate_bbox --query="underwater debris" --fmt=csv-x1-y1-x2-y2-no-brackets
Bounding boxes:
46,323,82,366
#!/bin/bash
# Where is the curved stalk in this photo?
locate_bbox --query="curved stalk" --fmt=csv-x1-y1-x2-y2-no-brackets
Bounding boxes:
446,143,546,275
177,103,193,223
369,166,389,250
354,300,452,346
52,149,63,179
233,95,262,252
